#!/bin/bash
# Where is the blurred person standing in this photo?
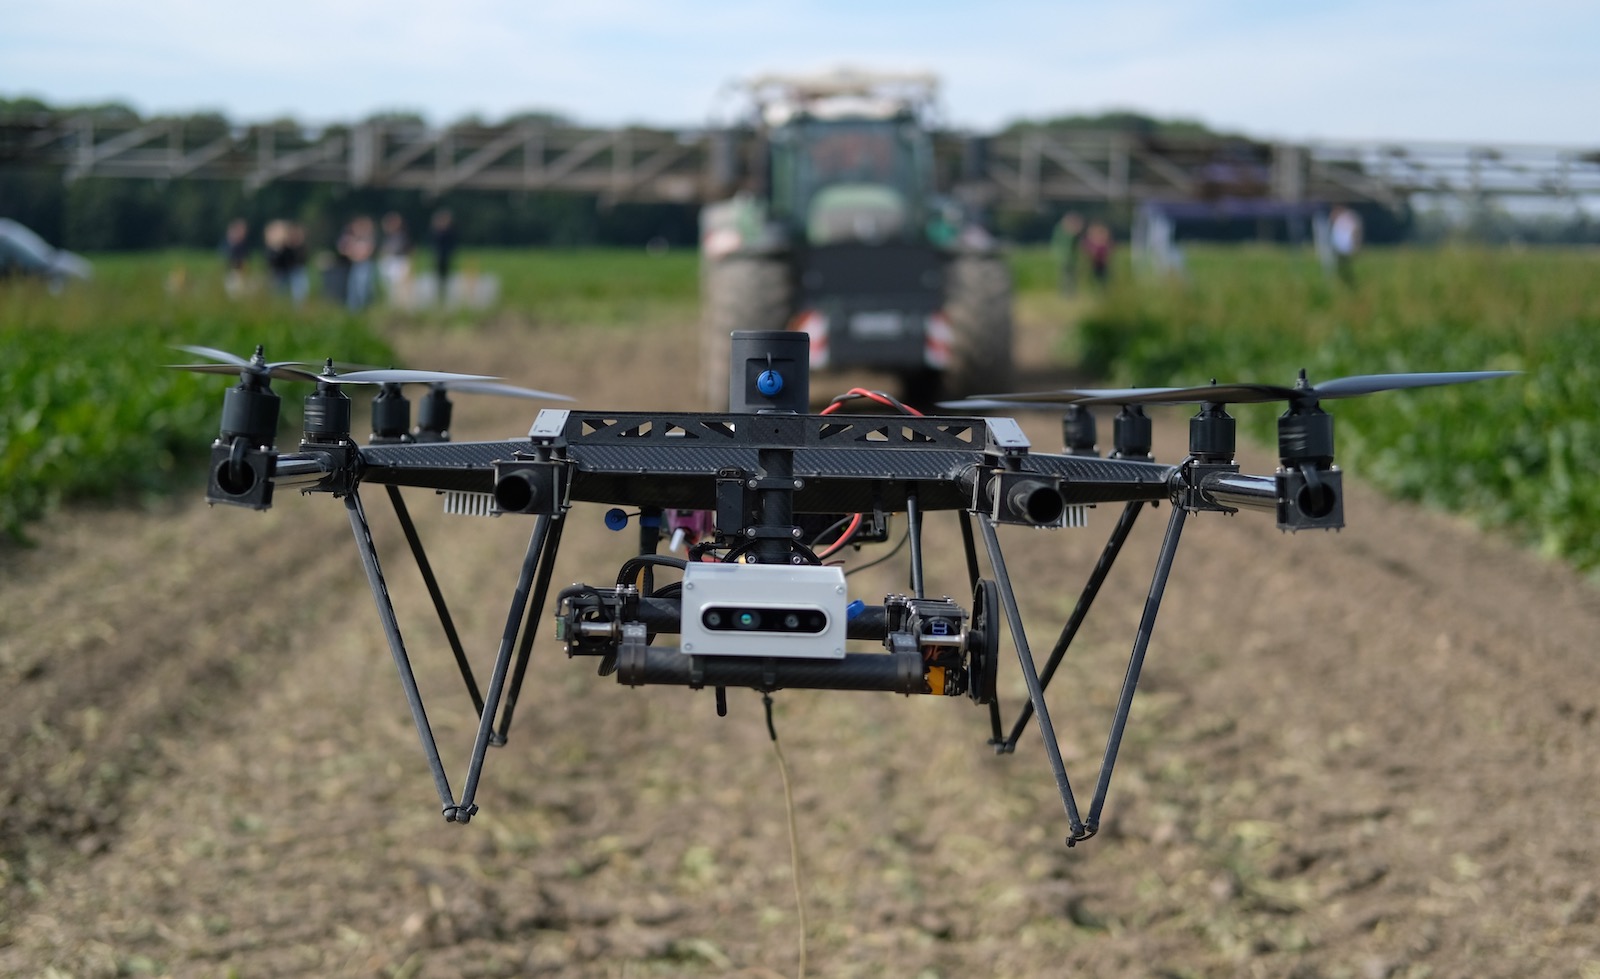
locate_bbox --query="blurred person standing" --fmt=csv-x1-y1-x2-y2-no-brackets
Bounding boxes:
339,215,378,310
264,220,292,294
379,211,413,305
220,217,251,298
1329,205,1363,287
1050,211,1085,295
430,208,458,292
284,222,309,304
1084,221,1113,288
265,220,310,305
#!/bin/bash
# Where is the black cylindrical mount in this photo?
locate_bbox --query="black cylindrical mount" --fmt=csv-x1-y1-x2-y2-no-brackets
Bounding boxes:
303,380,353,443
1007,479,1067,526
416,386,453,442
729,330,810,414
370,383,411,442
615,646,930,694
1278,406,1335,468
220,381,281,449
493,472,541,514
1111,405,1153,461
1188,402,1236,463
1062,404,1098,456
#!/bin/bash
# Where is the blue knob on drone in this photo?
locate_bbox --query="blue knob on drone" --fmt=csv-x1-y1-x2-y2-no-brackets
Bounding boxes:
757,369,784,397
604,507,629,531
846,599,866,621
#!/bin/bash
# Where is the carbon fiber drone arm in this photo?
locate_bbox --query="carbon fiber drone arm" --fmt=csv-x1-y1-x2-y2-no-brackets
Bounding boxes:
343,409,1180,516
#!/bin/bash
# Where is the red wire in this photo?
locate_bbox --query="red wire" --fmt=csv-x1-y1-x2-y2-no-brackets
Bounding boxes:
814,512,863,559
815,390,917,561
819,388,924,417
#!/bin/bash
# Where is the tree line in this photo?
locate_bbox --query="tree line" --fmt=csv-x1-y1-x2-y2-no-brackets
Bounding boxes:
0,98,701,254
3,98,1592,252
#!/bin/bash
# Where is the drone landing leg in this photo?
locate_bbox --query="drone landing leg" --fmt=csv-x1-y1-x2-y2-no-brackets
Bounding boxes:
906,491,926,599
1005,501,1146,750
1085,503,1187,836
494,513,567,745
385,485,484,717
344,491,458,816
456,514,557,822
978,518,1088,843
957,511,982,588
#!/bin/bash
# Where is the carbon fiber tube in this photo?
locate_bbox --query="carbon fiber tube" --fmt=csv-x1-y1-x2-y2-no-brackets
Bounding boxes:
270,450,338,488
614,646,928,693
1198,471,1279,513
957,468,1069,526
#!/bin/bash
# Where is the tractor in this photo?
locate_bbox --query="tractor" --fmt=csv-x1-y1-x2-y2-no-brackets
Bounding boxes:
699,70,1013,409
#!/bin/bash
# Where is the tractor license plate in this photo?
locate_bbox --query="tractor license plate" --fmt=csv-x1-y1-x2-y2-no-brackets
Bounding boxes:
849,311,902,339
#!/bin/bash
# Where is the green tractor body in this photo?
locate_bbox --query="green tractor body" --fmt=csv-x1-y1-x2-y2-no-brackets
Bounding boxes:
700,72,1013,408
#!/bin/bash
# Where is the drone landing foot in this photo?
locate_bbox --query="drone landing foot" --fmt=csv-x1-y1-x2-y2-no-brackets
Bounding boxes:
495,513,567,744
457,515,558,821
1085,503,1188,836
977,518,1088,842
1005,501,1146,750
345,491,458,814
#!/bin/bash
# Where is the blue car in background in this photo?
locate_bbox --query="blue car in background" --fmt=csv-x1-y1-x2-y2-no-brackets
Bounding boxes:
0,218,92,290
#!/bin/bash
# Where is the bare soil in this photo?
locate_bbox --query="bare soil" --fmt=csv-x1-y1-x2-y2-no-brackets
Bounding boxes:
2,305,1598,979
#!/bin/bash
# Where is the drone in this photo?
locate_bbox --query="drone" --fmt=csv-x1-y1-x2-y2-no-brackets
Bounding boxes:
175,333,1513,848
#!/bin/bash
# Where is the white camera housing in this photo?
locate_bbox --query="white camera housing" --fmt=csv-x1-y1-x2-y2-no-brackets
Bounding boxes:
678,563,848,658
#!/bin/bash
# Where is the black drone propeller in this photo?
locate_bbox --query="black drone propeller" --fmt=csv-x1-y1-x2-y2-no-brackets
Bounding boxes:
170,346,513,389
313,364,500,387
962,369,1519,408
168,343,325,383
945,369,1518,465
367,375,573,443
171,345,572,449
412,379,573,401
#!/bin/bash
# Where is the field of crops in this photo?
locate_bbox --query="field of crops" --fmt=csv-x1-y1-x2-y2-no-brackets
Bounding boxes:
6,244,1600,978
1065,245,1600,573
5,244,1595,573
0,252,392,539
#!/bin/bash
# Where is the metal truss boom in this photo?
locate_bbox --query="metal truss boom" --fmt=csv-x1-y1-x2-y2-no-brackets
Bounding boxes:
4,112,1597,212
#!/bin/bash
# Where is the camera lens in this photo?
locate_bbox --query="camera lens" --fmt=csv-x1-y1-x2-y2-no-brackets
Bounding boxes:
783,613,800,630
737,610,760,630
704,610,723,628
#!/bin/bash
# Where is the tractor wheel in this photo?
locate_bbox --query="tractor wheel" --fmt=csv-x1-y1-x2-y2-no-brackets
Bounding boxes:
943,254,1015,397
699,256,793,410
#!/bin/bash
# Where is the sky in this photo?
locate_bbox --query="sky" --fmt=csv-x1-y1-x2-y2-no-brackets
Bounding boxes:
2,0,1596,146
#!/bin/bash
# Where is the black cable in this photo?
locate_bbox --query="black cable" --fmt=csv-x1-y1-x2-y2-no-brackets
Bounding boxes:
721,537,822,566
843,527,910,577
807,514,855,549
615,554,688,587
